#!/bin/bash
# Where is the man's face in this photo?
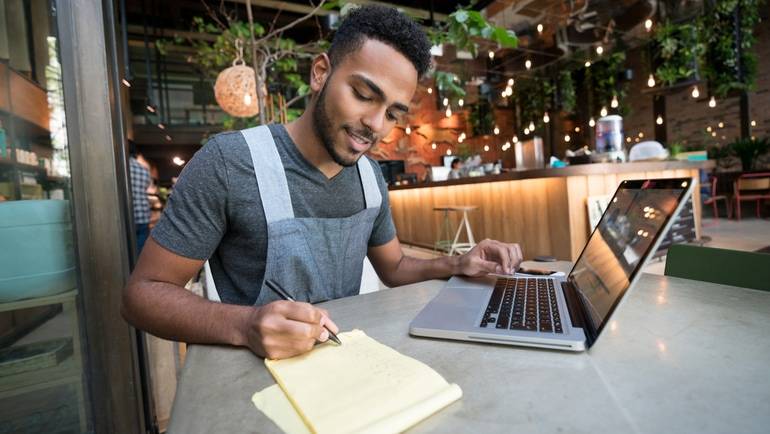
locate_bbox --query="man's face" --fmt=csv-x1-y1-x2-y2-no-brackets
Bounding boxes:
312,39,418,166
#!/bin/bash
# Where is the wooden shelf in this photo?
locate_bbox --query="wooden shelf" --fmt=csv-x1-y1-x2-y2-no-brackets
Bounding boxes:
0,63,49,133
0,353,80,399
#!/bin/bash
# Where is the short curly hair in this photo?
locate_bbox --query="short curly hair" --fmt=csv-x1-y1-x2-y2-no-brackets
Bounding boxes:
328,4,432,79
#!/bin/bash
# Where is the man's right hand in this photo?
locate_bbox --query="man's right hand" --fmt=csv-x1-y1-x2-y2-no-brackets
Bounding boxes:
239,300,340,360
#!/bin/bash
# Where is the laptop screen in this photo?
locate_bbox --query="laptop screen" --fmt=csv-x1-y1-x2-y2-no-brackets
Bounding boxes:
568,178,692,334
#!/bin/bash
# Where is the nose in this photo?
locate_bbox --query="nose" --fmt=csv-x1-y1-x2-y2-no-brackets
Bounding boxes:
360,106,388,134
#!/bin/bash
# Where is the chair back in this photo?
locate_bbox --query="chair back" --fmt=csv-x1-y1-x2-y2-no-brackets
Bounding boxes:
665,244,770,291
736,173,770,192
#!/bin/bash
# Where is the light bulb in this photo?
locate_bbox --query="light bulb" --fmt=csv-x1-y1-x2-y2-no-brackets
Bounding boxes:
157,123,165,130
459,132,466,140
575,126,581,132
644,19,653,31
647,74,655,87
596,46,603,55
691,85,700,99
512,135,519,143
656,115,663,125
706,126,712,132
524,127,530,135
445,107,452,117
405,126,411,135
505,86,512,96
488,50,495,60
525,59,532,70
611,95,619,108
431,142,437,149
484,145,490,152
718,122,724,128
585,60,591,68
528,121,535,131
443,97,449,107
244,93,252,106
122,78,131,87
626,137,632,143
501,90,507,98
507,78,514,86
447,149,452,155
537,23,544,34
564,134,571,142
165,135,172,141
146,105,155,113
589,117,596,127
600,106,608,117
543,112,550,123
427,87,433,94
638,132,644,138
458,99,464,107
711,132,717,137
708,96,716,108
494,126,500,135
751,120,757,127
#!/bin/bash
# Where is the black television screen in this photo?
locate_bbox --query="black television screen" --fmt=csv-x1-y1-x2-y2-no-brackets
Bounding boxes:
377,160,405,185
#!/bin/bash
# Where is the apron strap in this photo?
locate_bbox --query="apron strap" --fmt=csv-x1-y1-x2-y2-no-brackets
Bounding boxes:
241,126,295,223
357,157,382,210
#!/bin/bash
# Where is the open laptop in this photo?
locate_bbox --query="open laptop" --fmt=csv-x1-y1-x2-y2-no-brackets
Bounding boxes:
410,177,695,351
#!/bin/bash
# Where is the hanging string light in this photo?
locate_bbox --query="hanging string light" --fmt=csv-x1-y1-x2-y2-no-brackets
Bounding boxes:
494,126,500,135
484,145,490,152
446,149,452,155
589,117,596,127
543,112,550,123
507,78,514,87
656,115,664,125
564,134,571,142
708,96,716,108
525,59,532,70
431,142,437,149
458,99,464,107
488,50,495,60
647,74,656,88
512,135,519,143
528,121,535,131
644,19,653,31
427,87,433,94
610,95,619,108
524,127,530,135
585,60,591,68
600,106,608,117
537,23,544,34
445,107,452,118
596,46,604,55
443,97,449,107
405,125,411,135
691,85,700,99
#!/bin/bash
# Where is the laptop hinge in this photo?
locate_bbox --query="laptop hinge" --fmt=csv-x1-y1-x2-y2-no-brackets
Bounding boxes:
561,281,598,348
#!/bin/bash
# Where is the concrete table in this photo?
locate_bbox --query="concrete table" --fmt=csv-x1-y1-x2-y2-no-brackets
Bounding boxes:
167,263,770,433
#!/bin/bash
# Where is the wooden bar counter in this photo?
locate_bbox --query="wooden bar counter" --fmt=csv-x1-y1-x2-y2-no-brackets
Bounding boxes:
388,160,714,261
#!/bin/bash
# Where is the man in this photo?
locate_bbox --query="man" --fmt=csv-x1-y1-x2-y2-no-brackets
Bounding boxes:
122,5,523,360
128,140,151,253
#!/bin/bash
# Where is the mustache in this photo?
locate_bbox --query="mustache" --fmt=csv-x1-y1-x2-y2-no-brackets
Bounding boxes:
344,126,377,144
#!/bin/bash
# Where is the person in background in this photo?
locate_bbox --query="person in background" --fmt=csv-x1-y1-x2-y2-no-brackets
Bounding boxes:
449,158,464,179
128,140,151,253
421,163,433,183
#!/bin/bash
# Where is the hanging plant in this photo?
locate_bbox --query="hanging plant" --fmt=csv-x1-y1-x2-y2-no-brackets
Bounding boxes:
433,71,466,104
428,8,519,57
587,51,629,115
515,76,555,130
700,0,761,98
468,100,494,136
652,21,703,86
558,70,576,115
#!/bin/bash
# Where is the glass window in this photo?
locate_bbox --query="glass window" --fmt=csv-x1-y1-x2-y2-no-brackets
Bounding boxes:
0,1,92,432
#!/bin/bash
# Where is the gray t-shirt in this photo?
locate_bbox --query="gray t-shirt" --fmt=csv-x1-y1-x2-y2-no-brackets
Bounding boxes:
151,124,396,305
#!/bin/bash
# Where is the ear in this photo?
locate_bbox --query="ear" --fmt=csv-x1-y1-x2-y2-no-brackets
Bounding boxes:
310,53,332,93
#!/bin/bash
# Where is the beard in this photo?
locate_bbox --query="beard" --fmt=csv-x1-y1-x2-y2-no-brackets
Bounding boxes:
312,80,375,167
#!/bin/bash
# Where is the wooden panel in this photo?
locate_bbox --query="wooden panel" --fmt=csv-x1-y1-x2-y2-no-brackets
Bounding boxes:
8,66,49,131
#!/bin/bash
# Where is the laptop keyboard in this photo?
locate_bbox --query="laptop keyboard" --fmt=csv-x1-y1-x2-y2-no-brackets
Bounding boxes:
479,277,563,333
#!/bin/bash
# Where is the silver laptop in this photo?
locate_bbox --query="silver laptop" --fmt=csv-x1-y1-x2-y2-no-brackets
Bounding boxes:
410,178,695,351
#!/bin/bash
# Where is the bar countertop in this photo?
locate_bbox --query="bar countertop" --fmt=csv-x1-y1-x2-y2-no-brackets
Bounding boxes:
389,160,714,190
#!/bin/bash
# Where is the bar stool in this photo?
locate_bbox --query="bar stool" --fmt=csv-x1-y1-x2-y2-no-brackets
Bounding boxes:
432,205,479,255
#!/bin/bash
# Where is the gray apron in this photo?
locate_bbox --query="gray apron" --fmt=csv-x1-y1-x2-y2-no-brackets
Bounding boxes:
241,126,382,306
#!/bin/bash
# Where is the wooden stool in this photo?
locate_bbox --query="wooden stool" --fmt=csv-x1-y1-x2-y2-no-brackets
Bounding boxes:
433,206,479,255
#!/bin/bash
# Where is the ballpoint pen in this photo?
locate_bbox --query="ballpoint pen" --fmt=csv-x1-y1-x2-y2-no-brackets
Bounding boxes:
264,279,342,345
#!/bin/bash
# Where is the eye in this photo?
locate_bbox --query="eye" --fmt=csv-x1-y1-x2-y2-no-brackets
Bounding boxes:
385,110,397,122
352,88,371,101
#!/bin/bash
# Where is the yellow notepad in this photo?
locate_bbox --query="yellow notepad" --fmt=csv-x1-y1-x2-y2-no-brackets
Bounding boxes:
252,329,462,434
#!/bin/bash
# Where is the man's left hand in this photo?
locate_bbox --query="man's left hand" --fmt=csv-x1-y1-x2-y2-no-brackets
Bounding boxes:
456,239,523,277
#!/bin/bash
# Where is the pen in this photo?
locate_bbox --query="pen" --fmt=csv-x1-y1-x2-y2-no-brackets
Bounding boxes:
264,279,342,345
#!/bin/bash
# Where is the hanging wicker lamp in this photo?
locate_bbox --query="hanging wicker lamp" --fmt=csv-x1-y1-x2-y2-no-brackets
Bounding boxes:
214,39,260,118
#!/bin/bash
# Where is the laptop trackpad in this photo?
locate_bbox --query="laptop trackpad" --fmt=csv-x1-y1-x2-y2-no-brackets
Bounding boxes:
410,285,488,331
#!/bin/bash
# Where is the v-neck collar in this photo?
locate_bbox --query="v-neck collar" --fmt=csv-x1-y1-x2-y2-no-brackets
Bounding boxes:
270,124,351,184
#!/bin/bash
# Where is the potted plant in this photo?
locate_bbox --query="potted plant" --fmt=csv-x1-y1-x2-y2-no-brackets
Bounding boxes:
727,137,770,172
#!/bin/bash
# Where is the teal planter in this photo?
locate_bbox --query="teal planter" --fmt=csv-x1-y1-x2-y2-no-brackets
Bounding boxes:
0,200,76,303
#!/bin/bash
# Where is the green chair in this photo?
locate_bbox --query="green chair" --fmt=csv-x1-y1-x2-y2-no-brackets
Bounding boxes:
664,244,770,291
